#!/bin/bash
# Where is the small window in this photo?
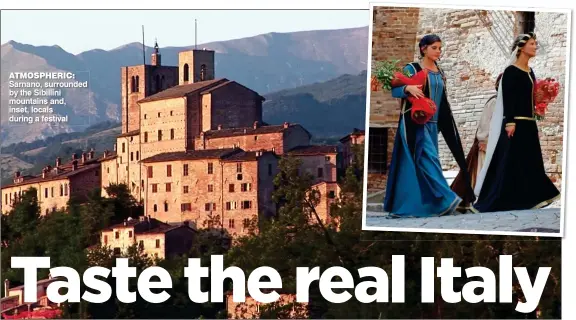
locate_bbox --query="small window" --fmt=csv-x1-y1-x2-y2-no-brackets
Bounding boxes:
154,204,158,212
148,166,153,178
164,202,168,212
166,183,171,192
131,152,134,161
122,143,125,153
104,235,108,244
152,184,158,193
170,129,175,140
183,164,189,176
328,191,336,199
183,186,189,193
241,201,252,209
136,151,139,160
115,232,119,239
155,239,160,248
229,184,235,192
229,219,235,228
208,184,214,192
158,130,162,141
129,231,133,238
144,132,148,143
237,163,242,173
45,188,48,198
237,174,243,181
325,156,331,162
167,165,172,177
208,163,213,174
139,240,144,249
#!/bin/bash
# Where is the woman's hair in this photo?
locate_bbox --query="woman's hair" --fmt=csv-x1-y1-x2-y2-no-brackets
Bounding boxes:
511,32,537,57
419,34,442,58
495,73,503,91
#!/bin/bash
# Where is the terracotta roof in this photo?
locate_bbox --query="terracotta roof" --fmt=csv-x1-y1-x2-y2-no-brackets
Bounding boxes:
2,158,101,189
199,80,264,101
222,150,277,162
203,123,310,139
140,148,241,163
138,78,228,103
287,145,338,156
104,217,195,235
118,129,140,137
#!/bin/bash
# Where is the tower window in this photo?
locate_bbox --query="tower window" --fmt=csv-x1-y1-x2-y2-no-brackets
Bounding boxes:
158,130,162,141
135,75,140,92
183,63,190,82
155,74,161,92
131,76,136,92
200,64,206,81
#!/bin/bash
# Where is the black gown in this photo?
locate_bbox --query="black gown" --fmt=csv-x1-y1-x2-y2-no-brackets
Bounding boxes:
474,65,560,212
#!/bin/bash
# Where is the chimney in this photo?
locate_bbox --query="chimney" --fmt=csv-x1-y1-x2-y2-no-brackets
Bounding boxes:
253,121,259,129
42,168,47,179
72,153,78,160
283,121,290,129
103,150,109,158
4,279,10,297
56,157,61,167
81,152,87,164
123,219,127,226
14,171,21,179
72,160,78,171
89,148,95,159
114,143,117,152
217,124,222,130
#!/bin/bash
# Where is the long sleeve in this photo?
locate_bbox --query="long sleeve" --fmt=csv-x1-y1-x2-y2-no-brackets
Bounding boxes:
391,64,416,99
502,67,518,126
476,96,496,142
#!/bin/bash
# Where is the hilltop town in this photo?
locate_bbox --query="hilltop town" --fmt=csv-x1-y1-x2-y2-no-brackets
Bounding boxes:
1,41,364,244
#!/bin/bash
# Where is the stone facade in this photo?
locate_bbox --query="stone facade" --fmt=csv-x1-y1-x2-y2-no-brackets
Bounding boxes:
287,145,339,184
339,128,365,169
139,149,278,238
1,152,101,215
99,216,196,260
196,122,311,155
310,181,341,226
368,7,567,190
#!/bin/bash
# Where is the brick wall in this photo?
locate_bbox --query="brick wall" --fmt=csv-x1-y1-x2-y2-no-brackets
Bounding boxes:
417,9,566,188
209,83,262,130
121,65,146,133
140,98,188,160
370,7,421,127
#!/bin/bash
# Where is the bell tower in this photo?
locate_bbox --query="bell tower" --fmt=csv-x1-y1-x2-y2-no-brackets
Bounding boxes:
151,39,161,66
178,49,215,85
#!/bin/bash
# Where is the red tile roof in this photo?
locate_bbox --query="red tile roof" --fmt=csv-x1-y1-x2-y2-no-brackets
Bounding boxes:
202,123,310,139
140,148,241,163
138,79,228,103
287,145,338,156
2,157,101,189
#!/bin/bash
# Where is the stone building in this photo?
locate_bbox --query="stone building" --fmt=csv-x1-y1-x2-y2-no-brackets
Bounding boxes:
101,41,341,237
368,7,567,191
1,151,101,215
98,216,196,260
339,128,365,170
225,292,308,319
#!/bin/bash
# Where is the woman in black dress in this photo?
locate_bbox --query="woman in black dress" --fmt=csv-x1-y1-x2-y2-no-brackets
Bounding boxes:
473,32,560,212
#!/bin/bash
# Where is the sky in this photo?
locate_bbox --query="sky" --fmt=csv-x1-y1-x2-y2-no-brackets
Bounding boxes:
1,10,369,54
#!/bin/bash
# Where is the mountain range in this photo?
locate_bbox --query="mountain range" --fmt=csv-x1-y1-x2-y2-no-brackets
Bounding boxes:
1,26,368,146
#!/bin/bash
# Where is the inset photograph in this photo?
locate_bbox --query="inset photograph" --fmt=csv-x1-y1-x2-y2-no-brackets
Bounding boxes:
363,4,570,236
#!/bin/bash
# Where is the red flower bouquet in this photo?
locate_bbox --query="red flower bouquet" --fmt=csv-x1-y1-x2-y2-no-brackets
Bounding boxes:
533,78,560,120
372,59,437,125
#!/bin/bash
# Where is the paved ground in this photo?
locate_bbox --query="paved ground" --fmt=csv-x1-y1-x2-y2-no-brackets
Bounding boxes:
365,200,562,234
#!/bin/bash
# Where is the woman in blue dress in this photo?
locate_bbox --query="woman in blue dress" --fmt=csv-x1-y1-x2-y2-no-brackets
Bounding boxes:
383,34,475,217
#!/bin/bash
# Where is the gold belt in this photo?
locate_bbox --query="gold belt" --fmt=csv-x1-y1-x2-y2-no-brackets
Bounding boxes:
514,116,536,121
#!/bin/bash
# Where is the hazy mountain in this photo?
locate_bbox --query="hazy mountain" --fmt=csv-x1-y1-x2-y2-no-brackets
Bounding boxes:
1,26,368,146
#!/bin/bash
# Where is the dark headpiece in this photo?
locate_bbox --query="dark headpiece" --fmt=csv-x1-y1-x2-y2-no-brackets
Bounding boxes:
511,32,537,53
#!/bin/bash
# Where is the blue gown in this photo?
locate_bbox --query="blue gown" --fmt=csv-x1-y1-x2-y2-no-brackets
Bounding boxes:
383,64,462,217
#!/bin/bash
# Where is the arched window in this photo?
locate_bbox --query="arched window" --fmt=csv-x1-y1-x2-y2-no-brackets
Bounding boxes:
200,64,206,81
183,64,189,82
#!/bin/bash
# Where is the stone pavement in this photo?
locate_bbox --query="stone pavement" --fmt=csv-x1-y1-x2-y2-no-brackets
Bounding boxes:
365,202,562,234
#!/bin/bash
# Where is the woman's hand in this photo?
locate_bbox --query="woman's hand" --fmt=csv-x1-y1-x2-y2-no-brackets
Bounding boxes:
478,142,487,151
506,125,515,138
405,85,425,99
